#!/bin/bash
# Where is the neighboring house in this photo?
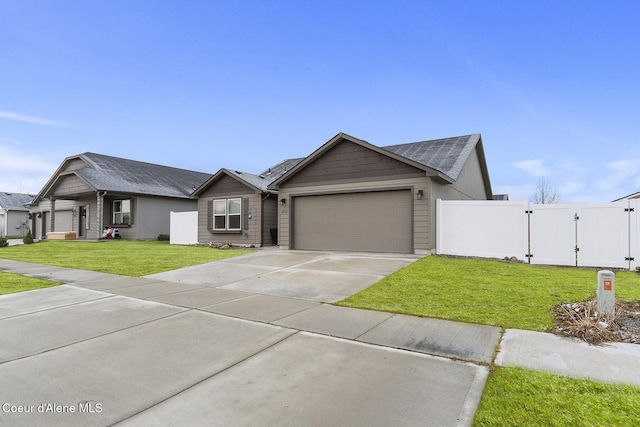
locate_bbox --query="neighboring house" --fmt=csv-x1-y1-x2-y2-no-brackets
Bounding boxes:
0,192,34,238
192,158,303,247
267,132,493,254
30,153,210,240
613,191,640,201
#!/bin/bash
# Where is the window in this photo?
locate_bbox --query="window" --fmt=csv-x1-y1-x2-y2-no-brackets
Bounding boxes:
112,199,131,225
213,198,241,231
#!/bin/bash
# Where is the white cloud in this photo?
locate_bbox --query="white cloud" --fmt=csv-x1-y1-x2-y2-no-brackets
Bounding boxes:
513,159,549,177
0,146,57,174
0,136,23,145
0,145,59,193
595,159,640,191
0,109,65,127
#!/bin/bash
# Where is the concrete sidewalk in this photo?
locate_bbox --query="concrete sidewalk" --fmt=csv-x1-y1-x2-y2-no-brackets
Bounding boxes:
3,256,640,381
497,329,640,387
2,255,640,426
0,258,493,426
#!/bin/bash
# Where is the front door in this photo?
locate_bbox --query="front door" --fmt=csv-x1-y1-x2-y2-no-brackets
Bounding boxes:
79,206,86,237
41,212,47,239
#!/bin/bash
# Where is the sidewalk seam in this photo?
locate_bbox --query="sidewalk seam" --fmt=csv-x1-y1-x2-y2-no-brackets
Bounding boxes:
111,329,301,426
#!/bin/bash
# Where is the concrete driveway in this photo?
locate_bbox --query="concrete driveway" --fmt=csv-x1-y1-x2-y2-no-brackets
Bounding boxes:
0,252,497,426
145,250,422,303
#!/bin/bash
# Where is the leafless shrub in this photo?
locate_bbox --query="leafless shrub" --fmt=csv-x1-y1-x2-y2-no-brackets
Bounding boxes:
555,299,623,345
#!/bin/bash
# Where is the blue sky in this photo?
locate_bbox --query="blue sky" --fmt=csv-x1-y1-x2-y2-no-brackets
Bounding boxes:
2,1,639,202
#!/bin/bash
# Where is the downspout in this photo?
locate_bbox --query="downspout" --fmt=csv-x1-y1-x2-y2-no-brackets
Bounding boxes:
49,198,56,236
0,209,5,237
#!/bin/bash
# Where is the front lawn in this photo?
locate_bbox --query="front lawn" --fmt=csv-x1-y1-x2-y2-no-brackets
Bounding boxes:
0,271,59,295
0,240,251,277
474,367,640,426
339,255,640,331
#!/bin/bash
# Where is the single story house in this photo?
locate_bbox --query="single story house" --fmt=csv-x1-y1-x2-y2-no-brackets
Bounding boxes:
266,132,493,254
0,192,34,238
191,158,303,247
29,152,210,240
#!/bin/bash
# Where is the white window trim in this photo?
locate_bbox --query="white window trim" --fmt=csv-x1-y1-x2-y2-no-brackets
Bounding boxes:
213,198,241,231
112,199,131,225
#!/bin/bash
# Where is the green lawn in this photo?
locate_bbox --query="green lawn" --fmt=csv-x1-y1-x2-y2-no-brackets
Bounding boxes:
0,271,59,295
339,255,640,331
0,240,251,276
474,367,640,426
338,255,640,425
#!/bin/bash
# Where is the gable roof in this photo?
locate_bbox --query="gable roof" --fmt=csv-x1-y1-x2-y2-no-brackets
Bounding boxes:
191,158,304,197
34,152,211,202
0,192,34,211
268,132,491,191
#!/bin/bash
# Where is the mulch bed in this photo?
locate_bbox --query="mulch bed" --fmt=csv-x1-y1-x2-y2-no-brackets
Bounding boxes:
554,299,640,345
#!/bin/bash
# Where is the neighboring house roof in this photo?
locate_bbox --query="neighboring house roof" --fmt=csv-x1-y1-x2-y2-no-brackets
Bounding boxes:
34,152,211,202
613,191,640,201
268,132,492,195
0,192,34,211
192,158,304,197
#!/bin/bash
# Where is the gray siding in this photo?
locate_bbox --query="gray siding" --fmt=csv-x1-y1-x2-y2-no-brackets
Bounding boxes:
196,174,268,246
2,211,29,237
446,149,490,200
209,174,253,196
52,175,92,197
197,193,264,246
428,147,491,249
61,158,89,173
136,196,197,240
281,140,423,187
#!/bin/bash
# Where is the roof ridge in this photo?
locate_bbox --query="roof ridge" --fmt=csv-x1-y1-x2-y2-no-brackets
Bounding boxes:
80,152,211,175
381,133,480,149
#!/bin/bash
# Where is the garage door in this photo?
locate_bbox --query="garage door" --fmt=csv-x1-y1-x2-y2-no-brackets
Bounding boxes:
54,210,73,232
292,190,412,253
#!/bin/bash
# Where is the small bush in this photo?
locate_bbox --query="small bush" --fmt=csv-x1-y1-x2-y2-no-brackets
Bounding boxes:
157,234,170,241
0,237,8,247
23,229,34,244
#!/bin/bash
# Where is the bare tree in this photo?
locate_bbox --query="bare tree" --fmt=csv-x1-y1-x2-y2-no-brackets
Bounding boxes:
530,176,560,204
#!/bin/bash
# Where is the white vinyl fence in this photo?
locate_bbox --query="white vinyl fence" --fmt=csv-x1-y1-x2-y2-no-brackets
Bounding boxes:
169,211,198,245
436,199,639,270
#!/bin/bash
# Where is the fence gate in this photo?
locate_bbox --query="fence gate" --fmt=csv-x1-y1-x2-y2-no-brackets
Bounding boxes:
577,201,637,269
529,203,576,266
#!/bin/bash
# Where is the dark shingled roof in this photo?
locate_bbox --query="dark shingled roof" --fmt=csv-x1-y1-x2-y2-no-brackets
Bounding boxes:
258,158,305,187
382,134,480,181
194,158,305,196
0,192,34,211
72,153,211,198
